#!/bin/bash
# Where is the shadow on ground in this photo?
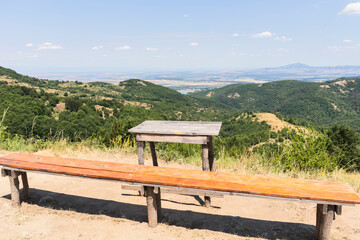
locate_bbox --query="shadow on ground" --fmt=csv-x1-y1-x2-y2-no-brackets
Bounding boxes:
2,188,315,240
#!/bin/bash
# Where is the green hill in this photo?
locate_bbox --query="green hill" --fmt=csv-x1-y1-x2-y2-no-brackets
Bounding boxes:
0,66,236,142
191,78,360,130
0,66,359,172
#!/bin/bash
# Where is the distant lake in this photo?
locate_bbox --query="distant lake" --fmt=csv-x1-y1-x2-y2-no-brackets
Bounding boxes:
178,90,187,94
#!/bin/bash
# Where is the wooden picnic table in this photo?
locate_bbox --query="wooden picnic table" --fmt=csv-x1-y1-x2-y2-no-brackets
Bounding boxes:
128,120,222,207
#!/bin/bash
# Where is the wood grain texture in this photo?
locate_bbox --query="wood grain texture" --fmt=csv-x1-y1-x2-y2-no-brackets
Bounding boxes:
9,171,20,206
1,153,360,205
316,204,335,240
21,172,30,200
202,144,211,207
121,184,224,198
208,136,215,172
129,120,222,136
145,186,158,227
136,134,208,144
149,142,158,167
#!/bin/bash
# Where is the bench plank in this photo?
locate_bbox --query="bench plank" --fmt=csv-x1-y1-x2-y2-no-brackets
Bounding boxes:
0,153,359,205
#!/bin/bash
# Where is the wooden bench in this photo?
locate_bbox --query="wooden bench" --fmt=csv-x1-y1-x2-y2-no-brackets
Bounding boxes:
1,153,359,240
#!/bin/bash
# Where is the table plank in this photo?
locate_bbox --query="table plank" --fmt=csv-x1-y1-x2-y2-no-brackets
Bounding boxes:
1,153,360,205
129,121,222,136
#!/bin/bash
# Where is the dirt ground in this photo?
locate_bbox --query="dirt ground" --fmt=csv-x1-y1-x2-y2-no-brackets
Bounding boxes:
0,151,359,240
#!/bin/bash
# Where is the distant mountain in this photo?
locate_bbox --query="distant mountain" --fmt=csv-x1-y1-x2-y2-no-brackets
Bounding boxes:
273,63,312,70
191,78,360,130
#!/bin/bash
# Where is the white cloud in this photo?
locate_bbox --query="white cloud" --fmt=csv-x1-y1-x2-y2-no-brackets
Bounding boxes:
274,36,292,42
232,33,239,37
251,31,274,38
116,45,131,50
184,14,189,17
179,54,184,57
146,47,159,51
189,42,199,46
328,44,358,51
38,42,63,50
25,43,33,47
277,48,289,53
338,2,360,15
92,45,103,50
27,54,38,58
344,39,352,43
328,46,341,51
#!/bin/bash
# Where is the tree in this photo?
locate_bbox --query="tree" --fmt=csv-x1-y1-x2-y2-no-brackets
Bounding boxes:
327,125,360,170
65,97,82,112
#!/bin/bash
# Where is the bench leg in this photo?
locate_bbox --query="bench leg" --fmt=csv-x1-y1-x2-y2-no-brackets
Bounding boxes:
155,188,162,220
9,171,21,206
149,142,162,220
316,204,335,240
145,186,158,227
202,144,211,208
21,172,30,201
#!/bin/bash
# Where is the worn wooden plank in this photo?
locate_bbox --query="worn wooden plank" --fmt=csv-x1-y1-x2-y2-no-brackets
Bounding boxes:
0,153,360,205
136,134,208,144
145,186,158,227
316,204,335,240
121,184,224,198
129,121,222,136
1,155,356,200
4,166,349,206
1,154,359,203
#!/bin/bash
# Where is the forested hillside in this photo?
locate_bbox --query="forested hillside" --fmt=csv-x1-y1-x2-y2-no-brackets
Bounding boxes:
0,66,235,142
192,78,360,130
0,66,359,172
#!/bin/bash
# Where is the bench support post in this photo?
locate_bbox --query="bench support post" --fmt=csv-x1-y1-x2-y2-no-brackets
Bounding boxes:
9,170,21,206
316,204,339,240
202,144,211,208
149,142,162,220
145,186,159,227
2,169,31,205
21,172,30,201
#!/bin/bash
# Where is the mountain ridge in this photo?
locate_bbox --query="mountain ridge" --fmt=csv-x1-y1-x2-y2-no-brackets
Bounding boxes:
191,77,360,130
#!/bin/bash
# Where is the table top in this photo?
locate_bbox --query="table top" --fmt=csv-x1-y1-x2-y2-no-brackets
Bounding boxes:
128,120,222,136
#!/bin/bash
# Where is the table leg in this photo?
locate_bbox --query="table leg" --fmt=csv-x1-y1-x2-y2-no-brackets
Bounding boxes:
202,144,211,208
149,142,162,220
138,141,145,196
208,136,215,172
138,141,145,165
149,142,158,166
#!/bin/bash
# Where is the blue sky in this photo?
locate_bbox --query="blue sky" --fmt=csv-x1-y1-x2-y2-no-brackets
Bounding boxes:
1,0,360,72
